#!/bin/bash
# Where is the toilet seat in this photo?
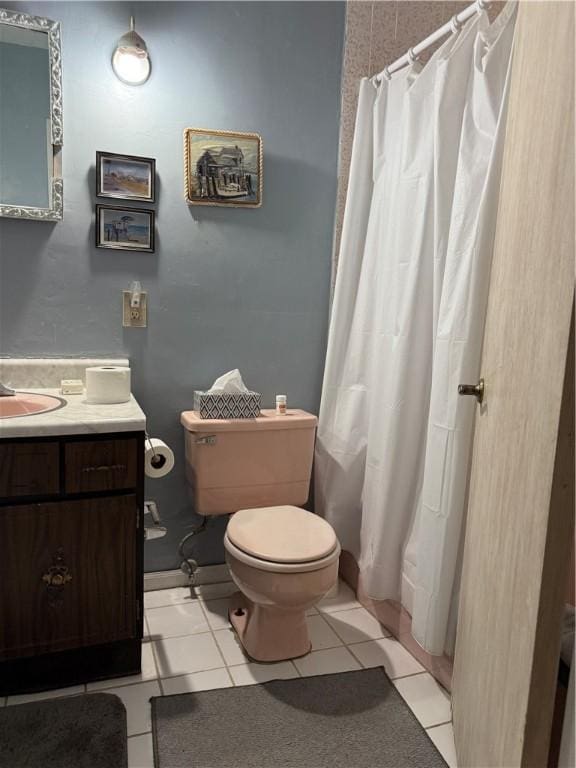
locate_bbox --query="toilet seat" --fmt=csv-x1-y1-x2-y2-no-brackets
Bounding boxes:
225,505,340,574
224,532,341,574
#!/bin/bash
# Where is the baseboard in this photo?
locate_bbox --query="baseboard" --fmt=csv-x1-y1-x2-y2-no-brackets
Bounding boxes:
144,563,231,592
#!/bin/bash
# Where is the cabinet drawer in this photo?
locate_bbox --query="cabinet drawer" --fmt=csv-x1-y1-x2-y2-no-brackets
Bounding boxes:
0,442,59,498
65,438,138,493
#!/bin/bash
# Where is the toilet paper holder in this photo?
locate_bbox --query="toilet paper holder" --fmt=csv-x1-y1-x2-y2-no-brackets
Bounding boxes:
146,433,168,469
144,500,167,541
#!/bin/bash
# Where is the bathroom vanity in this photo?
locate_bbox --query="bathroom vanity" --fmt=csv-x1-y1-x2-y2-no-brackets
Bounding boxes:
0,362,146,695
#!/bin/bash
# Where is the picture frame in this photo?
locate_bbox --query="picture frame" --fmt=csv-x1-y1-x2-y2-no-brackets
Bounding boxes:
184,128,262,208
95,205,155,252
96,151,156,202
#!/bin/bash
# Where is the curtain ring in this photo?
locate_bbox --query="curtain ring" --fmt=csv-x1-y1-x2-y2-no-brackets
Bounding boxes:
450,15,461,34
407,47,418,64
476,0,489,13
382,66,391,81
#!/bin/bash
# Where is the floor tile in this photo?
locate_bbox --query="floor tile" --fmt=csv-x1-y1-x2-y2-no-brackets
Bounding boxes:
194,581,237,601
98,681,160,737
128,732,154,768
394,673,451,728
307,614,343,650
293,646,361,677
143,615,150,639
323,581,340,599
229,661,298,686
317,581,360,614
324,606,389,644
6,685,84,706
427,722,457,767
213,628,249,666
201,597,232,631
349,636,425,679
146,602,209,639
144,587,193,609
87,641,157,691
161,668,233,696
154,633,225,679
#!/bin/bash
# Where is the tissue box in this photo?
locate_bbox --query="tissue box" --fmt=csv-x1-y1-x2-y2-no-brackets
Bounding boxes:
193,390,262,419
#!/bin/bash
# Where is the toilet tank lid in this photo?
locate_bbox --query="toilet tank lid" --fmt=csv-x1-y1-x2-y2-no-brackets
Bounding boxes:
227,505,338,563
181,408,318,433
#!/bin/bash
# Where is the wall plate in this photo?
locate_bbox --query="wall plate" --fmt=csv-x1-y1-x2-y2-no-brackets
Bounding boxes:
123,291,147,327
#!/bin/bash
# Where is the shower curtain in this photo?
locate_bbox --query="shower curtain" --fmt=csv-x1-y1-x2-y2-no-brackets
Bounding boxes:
315,3,517,656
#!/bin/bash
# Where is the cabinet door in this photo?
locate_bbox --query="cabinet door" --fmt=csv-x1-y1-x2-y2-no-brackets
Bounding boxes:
0,496,138,659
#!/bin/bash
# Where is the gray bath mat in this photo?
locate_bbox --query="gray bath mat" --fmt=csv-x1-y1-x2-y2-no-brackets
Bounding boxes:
0,693,127,768
151,667,448,767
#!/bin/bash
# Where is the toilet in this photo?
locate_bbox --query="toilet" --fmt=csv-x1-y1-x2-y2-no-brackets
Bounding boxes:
180,409,340,662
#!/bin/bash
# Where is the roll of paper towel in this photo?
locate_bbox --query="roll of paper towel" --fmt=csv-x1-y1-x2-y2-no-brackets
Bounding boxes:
145,438,175,479
86,366,131,404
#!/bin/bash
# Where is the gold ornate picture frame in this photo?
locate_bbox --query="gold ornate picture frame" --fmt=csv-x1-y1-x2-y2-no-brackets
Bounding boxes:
184,128,262,208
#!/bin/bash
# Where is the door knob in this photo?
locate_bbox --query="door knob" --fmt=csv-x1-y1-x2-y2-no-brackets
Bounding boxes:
458,378,484,404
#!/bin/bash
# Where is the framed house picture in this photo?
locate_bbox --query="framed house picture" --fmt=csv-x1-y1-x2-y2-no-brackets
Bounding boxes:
96,151,156,202
184,128,262,208
95,205,155,252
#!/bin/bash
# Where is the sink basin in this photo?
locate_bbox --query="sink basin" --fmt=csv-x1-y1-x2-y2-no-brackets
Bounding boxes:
0,392,66,419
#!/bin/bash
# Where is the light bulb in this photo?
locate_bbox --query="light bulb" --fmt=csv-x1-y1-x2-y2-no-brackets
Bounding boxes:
112,18,151,86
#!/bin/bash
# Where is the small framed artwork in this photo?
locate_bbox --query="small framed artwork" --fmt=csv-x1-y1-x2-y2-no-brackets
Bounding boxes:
184,128,262,208
96,151,156,202
95,205,155,252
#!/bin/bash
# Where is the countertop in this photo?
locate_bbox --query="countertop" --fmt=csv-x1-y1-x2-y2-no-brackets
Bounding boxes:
0,388,146,439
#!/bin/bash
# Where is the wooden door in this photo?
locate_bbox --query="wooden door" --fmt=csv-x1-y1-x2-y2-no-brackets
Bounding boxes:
452,3,575,767
0,495,137,659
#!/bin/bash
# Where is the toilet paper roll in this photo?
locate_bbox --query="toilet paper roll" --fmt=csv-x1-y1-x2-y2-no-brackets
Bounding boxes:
86,366,131,404
145,438,175,479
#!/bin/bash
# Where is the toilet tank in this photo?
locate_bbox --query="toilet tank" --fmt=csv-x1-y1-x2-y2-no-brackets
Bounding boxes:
181,409,318,516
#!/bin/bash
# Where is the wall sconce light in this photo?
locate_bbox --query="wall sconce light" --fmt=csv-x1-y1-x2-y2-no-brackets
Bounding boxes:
112,16,151,86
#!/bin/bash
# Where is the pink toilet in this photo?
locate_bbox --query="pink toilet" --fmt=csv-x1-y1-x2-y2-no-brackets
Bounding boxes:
181,409,340,662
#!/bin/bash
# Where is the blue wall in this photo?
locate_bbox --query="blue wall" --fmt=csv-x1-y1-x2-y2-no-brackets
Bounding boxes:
0,1,345,571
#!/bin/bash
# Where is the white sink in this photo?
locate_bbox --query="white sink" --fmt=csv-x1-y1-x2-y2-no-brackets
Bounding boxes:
0,392,66,419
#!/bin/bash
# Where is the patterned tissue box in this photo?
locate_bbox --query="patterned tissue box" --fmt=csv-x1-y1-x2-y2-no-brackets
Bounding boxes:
193,390,262,419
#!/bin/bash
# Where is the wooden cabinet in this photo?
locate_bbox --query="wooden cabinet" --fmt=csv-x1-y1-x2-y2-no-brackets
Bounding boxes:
0,432,144,695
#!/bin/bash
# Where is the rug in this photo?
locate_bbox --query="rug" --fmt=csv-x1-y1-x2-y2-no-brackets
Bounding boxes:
0,692,127,768
152,667,448,767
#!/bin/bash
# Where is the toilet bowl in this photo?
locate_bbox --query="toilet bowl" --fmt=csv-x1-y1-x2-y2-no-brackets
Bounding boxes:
224,505,340,662
180,408,341,661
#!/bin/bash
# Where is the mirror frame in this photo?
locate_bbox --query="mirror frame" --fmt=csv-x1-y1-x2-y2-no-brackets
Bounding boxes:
0,8,63,221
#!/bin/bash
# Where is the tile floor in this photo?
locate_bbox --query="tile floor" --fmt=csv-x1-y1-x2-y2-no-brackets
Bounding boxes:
1,580,457,768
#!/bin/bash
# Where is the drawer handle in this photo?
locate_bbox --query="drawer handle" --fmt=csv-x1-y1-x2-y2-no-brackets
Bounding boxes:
42,548,72,607
81,464,127,473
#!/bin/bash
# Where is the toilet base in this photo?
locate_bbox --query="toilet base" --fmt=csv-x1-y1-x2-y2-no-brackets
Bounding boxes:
229,592,312,663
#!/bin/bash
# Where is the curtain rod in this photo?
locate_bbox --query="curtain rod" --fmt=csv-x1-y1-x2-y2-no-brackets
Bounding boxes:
372,0,489,84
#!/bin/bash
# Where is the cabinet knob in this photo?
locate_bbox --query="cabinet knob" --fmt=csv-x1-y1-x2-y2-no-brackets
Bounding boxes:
42,570,72,587
42,548,72,606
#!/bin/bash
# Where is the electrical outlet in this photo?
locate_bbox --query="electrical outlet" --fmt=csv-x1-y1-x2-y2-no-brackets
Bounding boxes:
123,291,147,327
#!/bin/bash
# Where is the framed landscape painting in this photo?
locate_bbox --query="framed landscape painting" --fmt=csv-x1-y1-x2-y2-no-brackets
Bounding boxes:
184,128,262,208
96,151,156,202
95,205,155,252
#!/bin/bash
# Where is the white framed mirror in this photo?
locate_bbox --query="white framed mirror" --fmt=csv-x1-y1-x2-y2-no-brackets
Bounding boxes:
0,8,63,221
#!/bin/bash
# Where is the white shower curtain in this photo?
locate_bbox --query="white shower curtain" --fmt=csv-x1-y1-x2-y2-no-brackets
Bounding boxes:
315,3,517,656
